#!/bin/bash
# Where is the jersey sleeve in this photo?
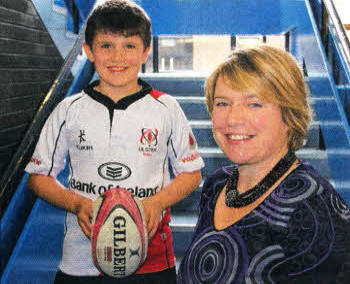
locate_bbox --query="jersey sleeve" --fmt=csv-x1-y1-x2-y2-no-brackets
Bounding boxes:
165,96,204,175
25,100,69,178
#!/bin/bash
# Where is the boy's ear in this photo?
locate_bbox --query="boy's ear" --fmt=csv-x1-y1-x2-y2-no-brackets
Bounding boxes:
83,42,95,62
142,45,151,64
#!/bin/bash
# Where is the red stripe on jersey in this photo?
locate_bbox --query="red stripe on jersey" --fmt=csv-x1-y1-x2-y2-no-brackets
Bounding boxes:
150,89,165,99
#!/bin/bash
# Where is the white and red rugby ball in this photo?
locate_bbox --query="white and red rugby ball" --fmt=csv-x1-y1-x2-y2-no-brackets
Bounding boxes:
91,188,148,278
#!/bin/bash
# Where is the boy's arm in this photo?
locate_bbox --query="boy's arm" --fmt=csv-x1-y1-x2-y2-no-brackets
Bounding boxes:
27,174,93,238
141,170,201,239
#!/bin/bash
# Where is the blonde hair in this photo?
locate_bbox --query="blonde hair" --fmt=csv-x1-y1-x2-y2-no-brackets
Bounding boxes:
205,45,311,151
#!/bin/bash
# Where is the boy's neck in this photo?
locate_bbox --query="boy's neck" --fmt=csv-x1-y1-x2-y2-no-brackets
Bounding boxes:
94,81,142,103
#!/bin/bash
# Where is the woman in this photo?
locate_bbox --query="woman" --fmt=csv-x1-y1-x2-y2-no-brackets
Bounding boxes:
177,46,350,284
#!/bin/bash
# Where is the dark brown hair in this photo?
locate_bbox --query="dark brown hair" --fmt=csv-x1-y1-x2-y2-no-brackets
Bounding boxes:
85,0,151,50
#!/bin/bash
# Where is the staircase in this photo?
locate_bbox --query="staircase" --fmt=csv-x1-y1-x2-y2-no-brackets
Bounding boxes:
31,0,76,58
31,0,94,75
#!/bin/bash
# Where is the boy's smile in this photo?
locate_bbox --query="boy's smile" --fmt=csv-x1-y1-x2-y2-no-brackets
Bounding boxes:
83,32,150,101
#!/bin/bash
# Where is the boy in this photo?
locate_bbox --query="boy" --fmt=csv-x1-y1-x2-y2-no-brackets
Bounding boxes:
25,1,203,283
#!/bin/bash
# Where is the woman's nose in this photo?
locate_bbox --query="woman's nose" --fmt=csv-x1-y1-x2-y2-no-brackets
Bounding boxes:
227,105,246,126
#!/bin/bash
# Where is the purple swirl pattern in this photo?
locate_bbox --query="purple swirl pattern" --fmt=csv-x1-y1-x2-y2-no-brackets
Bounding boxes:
272,173,318,204
245,245,284,284
331,193,350,220
180,228,248,284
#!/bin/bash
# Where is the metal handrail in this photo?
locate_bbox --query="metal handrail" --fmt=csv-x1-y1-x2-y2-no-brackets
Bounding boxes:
323,0,350,82
0,22,87,203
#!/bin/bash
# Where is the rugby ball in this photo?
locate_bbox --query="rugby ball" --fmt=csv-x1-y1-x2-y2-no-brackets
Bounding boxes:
91,188,148,278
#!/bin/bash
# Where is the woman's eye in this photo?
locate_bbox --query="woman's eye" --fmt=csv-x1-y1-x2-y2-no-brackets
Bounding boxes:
215,101,228,107
249,102,262,108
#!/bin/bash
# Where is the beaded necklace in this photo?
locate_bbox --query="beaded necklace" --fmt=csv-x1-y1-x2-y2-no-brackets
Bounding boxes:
225,150,297,207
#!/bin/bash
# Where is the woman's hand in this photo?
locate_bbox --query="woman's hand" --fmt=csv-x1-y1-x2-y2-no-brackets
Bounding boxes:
75,198,93,239
141,197,162,240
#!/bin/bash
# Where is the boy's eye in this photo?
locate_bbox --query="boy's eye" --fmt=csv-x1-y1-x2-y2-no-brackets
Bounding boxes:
100,43,111,49
125,43,136,49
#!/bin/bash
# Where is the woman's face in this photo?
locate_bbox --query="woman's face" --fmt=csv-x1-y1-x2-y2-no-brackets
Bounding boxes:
212,76,289,168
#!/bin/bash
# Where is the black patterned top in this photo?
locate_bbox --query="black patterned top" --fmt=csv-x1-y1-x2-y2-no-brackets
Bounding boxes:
178,161,350,284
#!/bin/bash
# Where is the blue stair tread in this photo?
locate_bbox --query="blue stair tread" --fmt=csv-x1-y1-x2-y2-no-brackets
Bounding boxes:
140,73,207,96
1,199,65,284
306,76,334,97
140,72,209,79
170,212,198,232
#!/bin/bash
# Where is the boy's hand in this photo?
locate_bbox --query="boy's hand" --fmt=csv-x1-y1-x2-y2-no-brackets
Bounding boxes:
139,171,202,240
27,174,95,240
76,198,93,239
141,197,162,240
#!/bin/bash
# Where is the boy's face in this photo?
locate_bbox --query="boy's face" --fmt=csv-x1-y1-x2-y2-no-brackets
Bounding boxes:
83,32,150,97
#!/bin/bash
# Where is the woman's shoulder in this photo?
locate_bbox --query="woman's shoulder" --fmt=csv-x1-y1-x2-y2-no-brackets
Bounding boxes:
268,161,350,282
271,159,350,227
274,160,336,201
263,160,350,229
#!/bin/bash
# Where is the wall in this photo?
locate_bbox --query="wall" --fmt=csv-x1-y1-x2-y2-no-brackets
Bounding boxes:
140,0,281,35
333,0,350,41
0,0,64,177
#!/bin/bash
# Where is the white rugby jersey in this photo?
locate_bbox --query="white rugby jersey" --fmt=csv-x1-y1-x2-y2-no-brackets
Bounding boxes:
25,79,204,276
